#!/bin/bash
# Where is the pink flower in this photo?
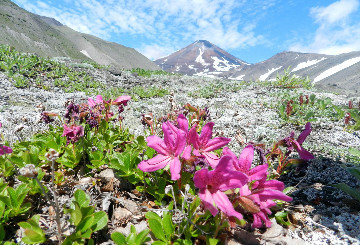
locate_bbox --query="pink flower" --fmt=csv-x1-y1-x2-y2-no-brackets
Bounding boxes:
88,95,103,108
62,124,84,144
238,165,293,228
223,145,268,182
112,95,131,106
0,145,12,156
194,155,248,220
138,121,186,180
188,122,231,168
281,122,314,160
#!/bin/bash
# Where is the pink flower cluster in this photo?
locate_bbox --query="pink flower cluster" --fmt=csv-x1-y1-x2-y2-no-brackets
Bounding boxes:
62,95,131,144
137,114,313,228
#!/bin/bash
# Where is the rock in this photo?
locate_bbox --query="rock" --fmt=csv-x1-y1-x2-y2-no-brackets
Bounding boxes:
97,169,115,182
113,207,132,221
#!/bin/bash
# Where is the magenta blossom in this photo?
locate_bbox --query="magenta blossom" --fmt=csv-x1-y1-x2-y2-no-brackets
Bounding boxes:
166,114,192,160
238,165,292,228
88,95,103,108
138,121,186,180
194,155,248,220
0,145,12,156
281,122,314,160
223,145,268,182
188,122,231,168
112,95,131,106
62,124,84,144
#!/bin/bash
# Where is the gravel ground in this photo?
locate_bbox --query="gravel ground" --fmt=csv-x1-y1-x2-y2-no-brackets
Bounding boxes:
1,69,360,244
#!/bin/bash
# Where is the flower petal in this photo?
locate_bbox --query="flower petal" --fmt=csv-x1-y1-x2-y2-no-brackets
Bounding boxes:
204,137,231,152
95,95,103,104
203,152,220,169
146,135,169,156
199,122,214,146
177,114,189,134
88,98,96,107
169,157,181,180
0,145,12,155
248,164,268,181
162,122,175,152
252,211,272,228
182,145,192,160
138,154,171,172
188,127,200,149
255,189,293,202
174,130,186,156
193,168,208,189
297,122,311,145
199,189,219,216
292,140,314,160
113,95,131,106
238,144,254,172
212,191,243,221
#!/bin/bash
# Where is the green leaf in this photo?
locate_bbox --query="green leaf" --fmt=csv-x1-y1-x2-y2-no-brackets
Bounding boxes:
152,241,167,245
111,232,126,245
347,167,360,181
349,147,360,158
145,211,162,223
162,211,174,237
91,211,108,232
275,211,291,227
69,202,83,226
77,215,94,233
74,189,90,208
126,233,137,244
0,224,5,241
134,229,150,245
148,219,166,242
334,183,360,201
18,215,46,244
206,237,219,245
81,229,93,239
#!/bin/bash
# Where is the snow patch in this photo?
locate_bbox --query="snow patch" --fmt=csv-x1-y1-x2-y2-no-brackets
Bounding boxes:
211,56,240,72
229,74,245,80
292,58,326,72
80,50,92,59
259,66,282,81
313,57,360,83
195,48,210,66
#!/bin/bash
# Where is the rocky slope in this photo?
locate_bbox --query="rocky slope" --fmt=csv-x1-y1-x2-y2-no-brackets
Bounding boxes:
0,68,360,244
0,0,159,70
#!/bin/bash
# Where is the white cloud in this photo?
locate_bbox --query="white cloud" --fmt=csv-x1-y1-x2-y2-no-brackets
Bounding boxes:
138,44,176,61
290,0,360,55
12,0,277,60
310,0,359,24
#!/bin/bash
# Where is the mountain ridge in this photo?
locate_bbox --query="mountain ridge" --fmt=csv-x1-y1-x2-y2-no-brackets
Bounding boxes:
157,39,360,95
155,40,248,76
0,0,159,70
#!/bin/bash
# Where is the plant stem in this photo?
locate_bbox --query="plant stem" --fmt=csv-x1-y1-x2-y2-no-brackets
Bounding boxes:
214,214,225,238
50,159,63,244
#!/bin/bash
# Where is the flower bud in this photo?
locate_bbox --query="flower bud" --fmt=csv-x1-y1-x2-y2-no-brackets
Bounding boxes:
19,164,38,178
45,148,59,161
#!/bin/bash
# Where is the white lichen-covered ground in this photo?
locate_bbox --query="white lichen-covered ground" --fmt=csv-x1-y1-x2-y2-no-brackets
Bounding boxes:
1,69,360,244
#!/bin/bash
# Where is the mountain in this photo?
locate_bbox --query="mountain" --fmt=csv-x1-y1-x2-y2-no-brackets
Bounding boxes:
0,0,159,70
155,40,248,76
224,51,360,95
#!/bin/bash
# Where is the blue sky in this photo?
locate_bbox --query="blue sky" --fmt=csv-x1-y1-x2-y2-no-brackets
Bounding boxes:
12,0,360,64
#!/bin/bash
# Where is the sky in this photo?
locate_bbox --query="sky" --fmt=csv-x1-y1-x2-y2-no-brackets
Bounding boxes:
11,0,360,64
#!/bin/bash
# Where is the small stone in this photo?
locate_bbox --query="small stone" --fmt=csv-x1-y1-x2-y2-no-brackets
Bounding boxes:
113,207,132,221
97,169,115,182
313,214,321,222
